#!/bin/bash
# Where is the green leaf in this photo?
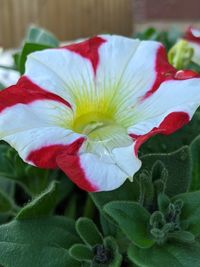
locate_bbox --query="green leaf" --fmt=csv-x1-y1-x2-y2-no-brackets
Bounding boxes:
103,237,122,267
190,134,200,190
0,216,81,267
140,146,191,197
90,180,140,216
157,193,170,214
76,217,103,247
0,188,14,213
0,176,15,198
69,244,93,262
128,242,200,267
16,181,59,219
0,145,74,201
55,172,74,203
13,51,20,69
100,213,118,237
168,231,195,243
0,146,50,196
23,165,51,196
0,144,14,175
25,26,59,47
134,27,181,51
134,27,159,41
19,42,52,74
0,176,15,223
173,191,200,236
104,201,154,248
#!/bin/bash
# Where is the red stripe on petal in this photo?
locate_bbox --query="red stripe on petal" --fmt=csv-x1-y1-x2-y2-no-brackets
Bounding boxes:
142,45,176,99
141,45,200,100
0,76,71,113
27,137,85,169
63,36,106,74
27,137,97,192
131,112,190,155
174,70,200,80
57,153,98,192
184,27,200,45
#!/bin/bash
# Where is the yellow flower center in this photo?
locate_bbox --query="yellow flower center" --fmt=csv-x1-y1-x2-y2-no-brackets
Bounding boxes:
72,111,132,152
73,112,113,138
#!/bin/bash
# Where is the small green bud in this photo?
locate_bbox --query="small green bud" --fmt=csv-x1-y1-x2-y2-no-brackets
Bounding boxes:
157,193,170,213
150,228,165,240
168,39,194,69
150,211,166,228
151,160,166,182
154,179,166,194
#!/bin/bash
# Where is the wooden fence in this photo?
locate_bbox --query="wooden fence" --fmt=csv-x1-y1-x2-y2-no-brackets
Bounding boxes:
0,0,133,48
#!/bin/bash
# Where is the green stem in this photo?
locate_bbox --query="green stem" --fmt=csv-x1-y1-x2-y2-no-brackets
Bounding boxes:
84,194,96,218
139,180,145,206
0,65,17,71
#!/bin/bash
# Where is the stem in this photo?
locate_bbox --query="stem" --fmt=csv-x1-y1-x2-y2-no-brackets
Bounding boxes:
0,65,17,71
84,194,96,218
138,180,145,206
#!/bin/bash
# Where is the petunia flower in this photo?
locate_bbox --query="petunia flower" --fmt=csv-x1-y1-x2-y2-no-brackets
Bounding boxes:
0,35,200,192
183,27,200,65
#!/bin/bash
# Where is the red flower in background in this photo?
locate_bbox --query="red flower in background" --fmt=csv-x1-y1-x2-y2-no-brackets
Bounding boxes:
184,27,200,65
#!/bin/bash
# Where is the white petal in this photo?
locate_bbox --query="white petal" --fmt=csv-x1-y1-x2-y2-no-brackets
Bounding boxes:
0,99,82,169
79,143,141,191
0,100,73,139
57,141,141,192
3,126,83,168
25,48,95,108
95,35,166,127
128,78,200,135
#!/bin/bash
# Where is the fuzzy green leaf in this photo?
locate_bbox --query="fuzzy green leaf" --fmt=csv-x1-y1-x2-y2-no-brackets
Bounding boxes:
168,231,195,243
0,146,73,199
90,180,140,217
140,146,191,197
190,134,200,191
100,213,118,237
128,242,200,267
0,146,50,196
0,177,15,223
104,201,154,248
69,244,93,262
103,237,122,267
16,181,59,219
76,218,103,247
0,188,13,213
173,191,200,236
157,193,171,213
0,216,81,267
